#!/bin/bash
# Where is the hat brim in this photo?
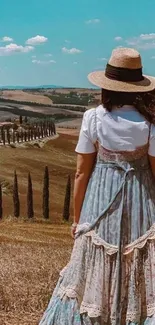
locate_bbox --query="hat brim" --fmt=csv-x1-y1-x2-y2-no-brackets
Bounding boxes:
88,71,155,92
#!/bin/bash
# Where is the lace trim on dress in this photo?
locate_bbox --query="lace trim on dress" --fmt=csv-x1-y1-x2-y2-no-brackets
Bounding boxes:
57,286,155,322
80,302,155,322
56,227,155,323
76,222,155,255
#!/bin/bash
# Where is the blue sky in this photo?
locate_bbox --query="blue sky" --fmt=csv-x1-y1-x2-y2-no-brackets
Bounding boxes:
1,0,155,87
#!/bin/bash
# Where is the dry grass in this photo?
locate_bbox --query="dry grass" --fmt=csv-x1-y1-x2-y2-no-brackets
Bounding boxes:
0,90,53,105
0,131,79,324
0,222,73,325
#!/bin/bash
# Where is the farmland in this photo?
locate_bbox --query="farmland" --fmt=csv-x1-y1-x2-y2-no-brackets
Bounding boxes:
0,132,77,325
0,87,100,324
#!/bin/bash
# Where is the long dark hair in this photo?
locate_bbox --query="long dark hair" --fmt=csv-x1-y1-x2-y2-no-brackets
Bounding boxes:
101,89,155,124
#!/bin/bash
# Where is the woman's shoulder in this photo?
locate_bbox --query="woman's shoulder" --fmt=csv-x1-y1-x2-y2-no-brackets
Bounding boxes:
84,105,105,120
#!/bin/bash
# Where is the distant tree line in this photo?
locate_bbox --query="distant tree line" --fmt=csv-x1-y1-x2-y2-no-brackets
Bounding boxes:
0,104,81,121
47,94,89,106
0,167,71,222
53,104,86,112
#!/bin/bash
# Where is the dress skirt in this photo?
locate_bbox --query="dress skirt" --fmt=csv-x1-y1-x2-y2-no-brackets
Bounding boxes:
39,144,155,325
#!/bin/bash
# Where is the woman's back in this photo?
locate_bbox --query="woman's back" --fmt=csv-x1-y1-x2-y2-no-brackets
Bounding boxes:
76,105,155,156
40,47,155,325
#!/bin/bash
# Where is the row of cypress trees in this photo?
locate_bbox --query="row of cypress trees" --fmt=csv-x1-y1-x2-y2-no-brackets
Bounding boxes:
0,121,56,145
0,167,71,221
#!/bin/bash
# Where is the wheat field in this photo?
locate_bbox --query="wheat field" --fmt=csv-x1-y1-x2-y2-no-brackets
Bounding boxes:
0,133,77,324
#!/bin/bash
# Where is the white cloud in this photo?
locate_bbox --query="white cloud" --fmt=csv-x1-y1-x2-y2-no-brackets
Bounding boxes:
126,33,155,50
62,47,82,54
140,33,155,40
2,36,14,42
126,38,155,49
114,36,123,41
85,19,100,24
26,35,48,45
137,42,155,50
73,61,78,64
151,56,155,59
32,59,56,64
49,60,56,63
98,57,107,61
0,43,34,56
32,55,36,58
32,60,39,64
65,40,71,43
44,53,52,57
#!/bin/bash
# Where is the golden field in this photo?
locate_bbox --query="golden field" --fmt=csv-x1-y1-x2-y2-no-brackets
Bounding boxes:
0,132,77,325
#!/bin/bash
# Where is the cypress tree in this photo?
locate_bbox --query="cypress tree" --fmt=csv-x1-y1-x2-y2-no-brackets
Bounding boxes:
50,122,53,135
2,130,5,145
28,129,30,141
0,127,3,142
36,128,38,139
53,123,56,135
21,130,24,142
12,130,15,143
24,116,28,124
43,166,49,219
34,129,37,140
41,125,43,138
27,172,34,219
43,122,46,137
63,175,71,221
13,170,20,217
37,127,40,139
24,131,27,142
19,115,23,124
30,129,33,140
7,129,10,144
51,123,54,135
16,131,19,143
0,183,3,219
48,123,51,136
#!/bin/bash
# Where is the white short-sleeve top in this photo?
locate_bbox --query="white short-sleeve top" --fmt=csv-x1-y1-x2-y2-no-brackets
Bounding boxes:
75,105,155,157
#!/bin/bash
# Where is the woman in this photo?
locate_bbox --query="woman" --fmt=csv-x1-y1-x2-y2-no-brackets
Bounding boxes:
39,48,155,325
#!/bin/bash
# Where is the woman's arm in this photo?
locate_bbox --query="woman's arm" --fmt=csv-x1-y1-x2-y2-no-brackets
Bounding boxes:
149,155,155,177
73,152,97,224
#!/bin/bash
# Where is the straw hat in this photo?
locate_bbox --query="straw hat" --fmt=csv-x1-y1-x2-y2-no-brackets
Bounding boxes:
88,48,155,92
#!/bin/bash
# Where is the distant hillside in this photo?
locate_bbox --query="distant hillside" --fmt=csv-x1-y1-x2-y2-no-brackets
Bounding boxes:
0,85,64,90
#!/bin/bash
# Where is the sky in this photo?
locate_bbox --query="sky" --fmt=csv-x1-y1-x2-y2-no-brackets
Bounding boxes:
1,0,155,87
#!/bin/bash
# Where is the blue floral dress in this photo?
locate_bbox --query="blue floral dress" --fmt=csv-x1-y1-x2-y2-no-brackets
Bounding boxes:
39,134,155,325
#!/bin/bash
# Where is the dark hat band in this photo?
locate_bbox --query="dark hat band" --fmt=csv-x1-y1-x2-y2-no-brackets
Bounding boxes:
105,64,144,82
